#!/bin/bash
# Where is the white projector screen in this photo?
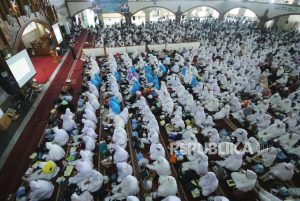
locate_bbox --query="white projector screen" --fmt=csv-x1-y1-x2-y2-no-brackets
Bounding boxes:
6,49,36,88
52,23,63,44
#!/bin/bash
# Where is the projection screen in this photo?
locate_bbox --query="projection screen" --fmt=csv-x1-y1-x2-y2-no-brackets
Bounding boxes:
52,23,63,44
6,49,36,88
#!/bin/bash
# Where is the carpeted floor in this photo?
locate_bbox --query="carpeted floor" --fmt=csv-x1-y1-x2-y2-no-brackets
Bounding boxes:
0,31,87,201
31,56,63,84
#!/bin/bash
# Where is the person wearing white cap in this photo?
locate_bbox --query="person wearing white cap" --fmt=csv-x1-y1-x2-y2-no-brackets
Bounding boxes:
28,180,54,201
260,162,294,181
231,169,257,192
199,172,219,196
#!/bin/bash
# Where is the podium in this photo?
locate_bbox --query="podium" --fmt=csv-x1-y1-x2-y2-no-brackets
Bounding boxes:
49,50,60,64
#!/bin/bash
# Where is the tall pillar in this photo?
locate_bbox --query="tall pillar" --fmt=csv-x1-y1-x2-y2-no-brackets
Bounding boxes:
219,13,224,21
98,13,103,25
124,12,132,25
175,11,182,23
145,9,150,22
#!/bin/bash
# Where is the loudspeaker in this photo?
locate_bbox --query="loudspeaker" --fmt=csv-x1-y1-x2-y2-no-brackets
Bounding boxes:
0,73,20,95
132,16,136,20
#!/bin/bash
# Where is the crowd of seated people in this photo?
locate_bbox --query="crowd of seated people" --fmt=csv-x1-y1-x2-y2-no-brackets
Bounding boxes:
14,16,300,201
94,18,259,47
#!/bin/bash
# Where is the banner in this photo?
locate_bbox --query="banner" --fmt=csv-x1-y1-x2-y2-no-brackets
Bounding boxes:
94,0,129,13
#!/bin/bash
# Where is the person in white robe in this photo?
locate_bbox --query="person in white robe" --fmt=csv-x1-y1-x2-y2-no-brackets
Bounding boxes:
71,191,94,201
231,169,257,192
112,128,127,149
252,146,277,167
171,114,185,130
69,160,103,192
126,196,139,201
257,120,286,141
213,105,230,120
215,152,243,171
111,175,139,200
146,156,171,176
23,160,59,182
256,113,272,131
81,127,97,139
83,108,98,124
117,162,133,182
199,172,219,196
258,188,282,201
275,133,300,151
82,135,96,151
208,128,220,144
28,180,54,201
111,144,129,164
231,128,248,144
268,93,281,108
153,176,178,198
149,143,166,160
161,196,181,201
260,162,294,181
82,119,97,130
44,142,65,161
182,153,208,176
52,126,69,147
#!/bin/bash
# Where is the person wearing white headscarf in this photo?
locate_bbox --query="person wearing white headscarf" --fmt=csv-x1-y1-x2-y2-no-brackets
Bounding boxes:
112,175,139,200
257,120,286,141
149,143,166,160
209,196,230,201
153,176,178,198
231,128,248,144
182,153,208,176
275,133,300,151
215,152,243,171
231,169,257,192
71,191,94,201
28,180,54,201
52,126,69,147
161,196,181,201
70,162,103,192
44,142,65,161
116,162,133,182
146,156,171,176
198,172,219,196
112,144,129,164
252,147,277,167
260,162,294,181
213,105,230,120
126,196,139,201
